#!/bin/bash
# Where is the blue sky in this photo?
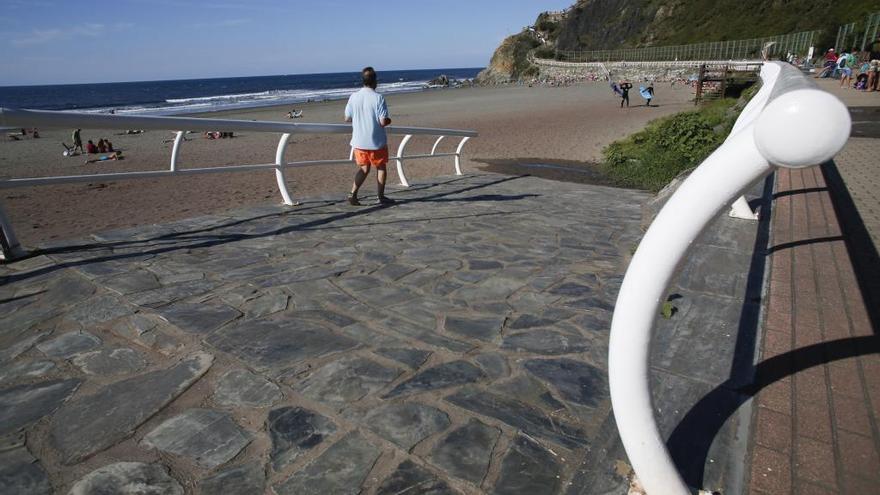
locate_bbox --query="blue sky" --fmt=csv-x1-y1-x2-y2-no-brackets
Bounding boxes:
0,0,571,86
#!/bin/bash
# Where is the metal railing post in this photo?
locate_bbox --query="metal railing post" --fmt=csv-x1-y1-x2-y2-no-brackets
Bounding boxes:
0,201,24,261
430,136,445,155
395,134,413,187
170,131,184,172
454,136,470,176
274,133,295,205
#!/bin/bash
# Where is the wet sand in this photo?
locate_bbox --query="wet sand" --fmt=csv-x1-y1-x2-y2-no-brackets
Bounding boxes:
0,83,696,246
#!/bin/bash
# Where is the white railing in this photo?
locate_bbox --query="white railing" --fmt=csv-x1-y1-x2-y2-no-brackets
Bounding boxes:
0,108,478,260
607,62,851,494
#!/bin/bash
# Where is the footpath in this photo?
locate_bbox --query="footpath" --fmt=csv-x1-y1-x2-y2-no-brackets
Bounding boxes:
747,83,880,494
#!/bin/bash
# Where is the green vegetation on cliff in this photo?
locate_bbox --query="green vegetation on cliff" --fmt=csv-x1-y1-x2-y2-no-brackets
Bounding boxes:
557,0,878,51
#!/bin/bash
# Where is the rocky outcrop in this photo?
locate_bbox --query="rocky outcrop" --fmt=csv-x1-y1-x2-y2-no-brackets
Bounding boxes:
476,32,540,84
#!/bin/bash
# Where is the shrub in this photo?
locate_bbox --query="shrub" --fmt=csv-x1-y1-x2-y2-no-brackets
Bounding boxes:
600,97,747,191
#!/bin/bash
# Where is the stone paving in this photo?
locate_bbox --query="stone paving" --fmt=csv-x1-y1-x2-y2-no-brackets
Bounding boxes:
0,172,765,494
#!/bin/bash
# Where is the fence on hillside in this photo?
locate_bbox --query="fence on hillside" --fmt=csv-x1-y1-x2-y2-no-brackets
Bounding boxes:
547,30,818,63
835,11,880,51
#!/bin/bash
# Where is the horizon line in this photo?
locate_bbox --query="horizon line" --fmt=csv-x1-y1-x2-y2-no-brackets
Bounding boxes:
0,66,487,89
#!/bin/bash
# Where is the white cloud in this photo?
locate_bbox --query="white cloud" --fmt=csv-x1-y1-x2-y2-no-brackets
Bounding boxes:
10,22,133,46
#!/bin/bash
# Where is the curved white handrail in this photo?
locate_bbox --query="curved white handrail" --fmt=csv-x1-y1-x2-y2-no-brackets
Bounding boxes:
607,62,850,494
395,134,413,187
0,108,478,260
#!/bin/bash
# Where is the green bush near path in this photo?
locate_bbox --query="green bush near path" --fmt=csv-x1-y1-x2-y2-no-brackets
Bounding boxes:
601,84,759,192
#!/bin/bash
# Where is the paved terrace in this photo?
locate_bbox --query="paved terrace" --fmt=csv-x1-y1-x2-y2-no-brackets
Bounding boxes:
747,93,880,494
0,172,765,494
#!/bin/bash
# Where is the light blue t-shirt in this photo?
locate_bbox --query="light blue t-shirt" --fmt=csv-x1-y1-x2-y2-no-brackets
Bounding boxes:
345,87,390,150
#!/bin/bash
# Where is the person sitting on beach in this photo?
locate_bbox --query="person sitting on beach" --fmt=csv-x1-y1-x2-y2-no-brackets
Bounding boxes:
345,66,394,206
286,109,303,119
32,128,40,139
104,138,114,152
84,151,123,164
86,140,98,154
97,139,107,153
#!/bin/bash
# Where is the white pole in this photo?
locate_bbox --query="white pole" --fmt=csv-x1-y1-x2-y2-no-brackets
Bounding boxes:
170,131,184,172
430,136,445,155
454,136,471,176
395,134,413,187
0,201,23,261
274,133,295,205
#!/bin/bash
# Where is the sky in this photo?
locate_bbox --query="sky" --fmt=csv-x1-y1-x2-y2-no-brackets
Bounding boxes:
0,0,572,86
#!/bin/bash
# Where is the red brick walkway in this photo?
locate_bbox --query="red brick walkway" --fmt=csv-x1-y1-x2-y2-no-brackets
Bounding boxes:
749,165,880,494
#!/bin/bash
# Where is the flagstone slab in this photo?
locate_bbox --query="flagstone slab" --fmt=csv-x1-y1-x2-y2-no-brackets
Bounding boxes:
374,347,432,369
524,358,608,408
72,347,147,376
363,402,450,450
491,435,561,495
50,353,213,464
69,462,183,495
0,446,51,495
207,318,358,373
376,460,458,495
0,360,56,384
273,432,380,495
213,369,282,408
383,360,484,398
0,379,81,436
158,302,241,334
198,463,265,495
296,356,401,406
428,419,500,484
36,331,101,359
142,408,251,469
268,406,337,471
446,386,587,450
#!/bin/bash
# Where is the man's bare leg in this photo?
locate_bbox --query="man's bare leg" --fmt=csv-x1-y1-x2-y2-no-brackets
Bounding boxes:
376,167,387,198
349,164,370,205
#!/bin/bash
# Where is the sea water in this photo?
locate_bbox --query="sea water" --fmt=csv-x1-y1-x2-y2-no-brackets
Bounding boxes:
0,68,482,116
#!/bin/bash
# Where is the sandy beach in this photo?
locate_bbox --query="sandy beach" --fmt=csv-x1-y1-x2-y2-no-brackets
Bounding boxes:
0,83,696,247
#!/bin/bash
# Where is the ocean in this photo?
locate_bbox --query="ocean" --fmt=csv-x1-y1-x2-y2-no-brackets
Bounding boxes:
0,68,482,116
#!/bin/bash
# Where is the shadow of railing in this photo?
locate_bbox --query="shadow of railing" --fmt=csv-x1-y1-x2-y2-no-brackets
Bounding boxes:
1,174,530,285
666,161,880,489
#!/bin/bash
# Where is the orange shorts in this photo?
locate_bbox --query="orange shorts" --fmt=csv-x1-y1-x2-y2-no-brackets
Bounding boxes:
354,147,389,168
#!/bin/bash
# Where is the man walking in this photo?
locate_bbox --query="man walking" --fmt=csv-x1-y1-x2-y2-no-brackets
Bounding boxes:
72,128,83,154
345,67,394,206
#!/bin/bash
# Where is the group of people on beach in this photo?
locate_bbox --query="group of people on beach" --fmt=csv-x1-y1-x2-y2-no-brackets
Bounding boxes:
61,128,122,164
6,128,39,140
815,38,880,92
611,79,654,107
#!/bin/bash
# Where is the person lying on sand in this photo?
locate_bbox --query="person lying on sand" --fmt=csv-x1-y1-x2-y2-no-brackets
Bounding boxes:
286,109,303,119
84,151,123,164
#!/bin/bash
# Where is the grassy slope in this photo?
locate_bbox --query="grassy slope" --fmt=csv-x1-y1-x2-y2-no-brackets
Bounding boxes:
600,84,759,191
